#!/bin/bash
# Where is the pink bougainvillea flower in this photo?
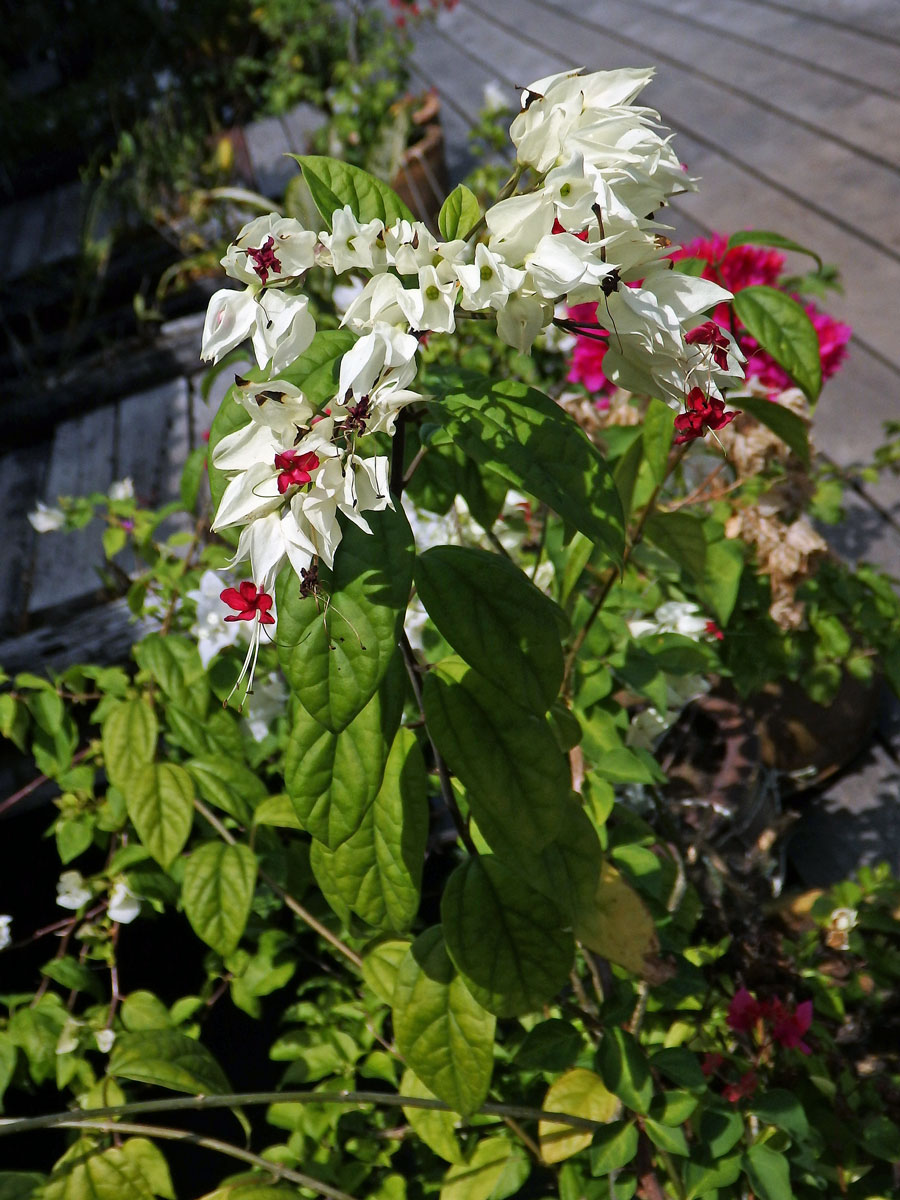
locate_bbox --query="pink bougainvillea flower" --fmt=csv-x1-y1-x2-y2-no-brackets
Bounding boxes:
770,998,813,1054
726,987,762,1033
673,388,741,445
274,449,320,494
220,582,276,625
566,301,612,398
723,1070,759,1104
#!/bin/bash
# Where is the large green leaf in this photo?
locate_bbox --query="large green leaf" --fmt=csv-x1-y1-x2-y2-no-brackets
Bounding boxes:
696,534,744,625
589,1121,640,1176
0,1172,46,1200
422,657,569,855
441,856,574,1018
276,504,414,732
283,663,401,848
310,728,428,931
110,1029,230,1094
733,285,822,403
597,1027,653,1115
182,841,257,956
438,183,481,241
134,635,209,719
400,1067,463,1164
742,1145,791,1200
42,1143,155,1200
102,699,157,793
427,378,625,565
736,394,810,465
439,1138,519,1200
415,546,566,714
184,757,266,823
727,229,823,271
126,763,194,869
291,155,413,231
642,397,675,487
644,511,707,582
393,927,495,1116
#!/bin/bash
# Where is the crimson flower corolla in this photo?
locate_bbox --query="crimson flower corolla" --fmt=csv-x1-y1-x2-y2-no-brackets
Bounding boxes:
246,236,282,285
274,450,320,494
726,986,762,1033
685,320,732,371
723,1070,759,1104
770,998,813,1054
673,387,740,445
220,582,275,625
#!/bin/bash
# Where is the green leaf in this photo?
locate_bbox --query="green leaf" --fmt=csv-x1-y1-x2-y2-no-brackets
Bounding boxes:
101,699,158,792
283,676,395,848
427,377,625,566
736,394,810,465
291,155,413,231
0,1173,45,1200
683,1152,742,1200
649,1090,699,1127
597,1027,653,1115
310,728,428,930
253,793,303,829
441,856,574,1018
393,927,495,1116
423,657,569,856
642,398,675,487
279,328,357,404
589,1121,639,1176
439,1137,516,1200
126,763,194,869
415,546,566,714
727,229,823,271
40,957,104,1000
749,1089,809,1142
182,841,257,957
110,1029,230,1094
699,1107,745,1157
134,635,208,718
438,183,481,240
644,511,707,582
733,285,822,403
42,1142,155,1200
860,1113,900,1161
120,1139,175,1200
515,1020,583,1073
401,1067,463,1163
185,757,266,823
362,936,412,1006
696,535,744,625
644,1116,689,1156
180,445,208,512
651,1047,708,1094
613,431,645,520
539,1068,618,1163
742,1144,791,1200
276,503,414,731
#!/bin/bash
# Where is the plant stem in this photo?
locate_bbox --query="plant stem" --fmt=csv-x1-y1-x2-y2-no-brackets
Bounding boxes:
192,798,362,971
0,747,91,818
49,1119,358,1200
0,1090,614,1139
398,633,477,855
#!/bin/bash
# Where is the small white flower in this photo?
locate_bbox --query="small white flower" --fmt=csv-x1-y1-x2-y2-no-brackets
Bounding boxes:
482,79,509,113
107,881,141,924
628,601,709,640
57,1018,82,1055
830,907,858,932
0,914,12,950
28,502,65,533
245,671,288,742
108,477,134,502
56,870,92,910
94,1028,116,1054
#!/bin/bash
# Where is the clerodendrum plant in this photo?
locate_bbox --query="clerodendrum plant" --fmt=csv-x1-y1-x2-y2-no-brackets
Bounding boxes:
7,65,893,1200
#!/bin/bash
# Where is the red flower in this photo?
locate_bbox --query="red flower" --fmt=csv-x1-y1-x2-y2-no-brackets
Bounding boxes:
245,236,282,285
723,1070,759,1104
685,320,732,371
220,582,275,625
274,449,320,494
705,620,724,641
673,388,740,445
701,1052,725,1076
726,987,762,1033
770,999,813,1054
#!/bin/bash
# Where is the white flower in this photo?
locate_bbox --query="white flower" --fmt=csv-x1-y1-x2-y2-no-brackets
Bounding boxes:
107,881,141,925
455,243,524,312
252,290,316,373
56,870,92,910
0,914,11,950
28,502,65,533
95,1028,116,1054
108,477,134,502
495,293,552,354
483,79,508,112
322,206,387,274
201,288,257,363
56,1017,82,1055
628,601,709,639
245,671,288,741
221,213,317,287
396,265,458,334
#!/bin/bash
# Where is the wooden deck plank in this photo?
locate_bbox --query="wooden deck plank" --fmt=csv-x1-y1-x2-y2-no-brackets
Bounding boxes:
747,0,900,43
243,115,297,200
0,445,48,630
115,379,187,508
28,408,116,616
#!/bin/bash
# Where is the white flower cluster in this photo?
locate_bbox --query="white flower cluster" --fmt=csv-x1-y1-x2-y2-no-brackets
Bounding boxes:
200,66,745,601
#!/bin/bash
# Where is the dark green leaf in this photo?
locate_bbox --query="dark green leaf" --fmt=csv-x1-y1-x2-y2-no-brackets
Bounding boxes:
589,1121,639,1176
727,229,823,271
736,394,810,465
415,546,566,714
40,957,104,1000
696,535,744,625
699,1107,744,1157
182,842,257,957
644,511,707,581
441,856,574,1017
742,1144,791,1200
126,763,194,869
110,1030,230,1094
651,1047,708,1095
515,1019,583,1072
749,1089,809,1141
423,657,569,856
733,285,822,403
860,1113,900,1161
427,377,625,566
645,1117,689,1156
642,398,675,487
0,1172,46,1200
134,635,208,719
393,927,495,1115
597,1027,653,1115
291,155,413,231
276,504,414,732
683,1152,742,1200
310,728,428,931
438,183,481,240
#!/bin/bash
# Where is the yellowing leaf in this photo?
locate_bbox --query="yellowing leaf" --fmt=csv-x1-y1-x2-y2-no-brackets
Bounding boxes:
539,1068,618,1163
439,1137,513,1200
573,862,663,979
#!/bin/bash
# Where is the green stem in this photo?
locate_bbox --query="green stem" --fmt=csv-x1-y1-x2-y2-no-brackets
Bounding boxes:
0,1090,612,1139
49,1119,358,1200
